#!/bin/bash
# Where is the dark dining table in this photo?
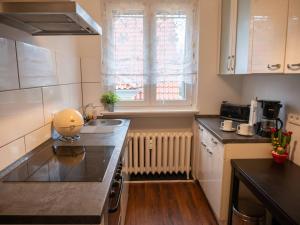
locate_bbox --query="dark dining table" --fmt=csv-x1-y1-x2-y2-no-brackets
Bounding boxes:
229,159,300,225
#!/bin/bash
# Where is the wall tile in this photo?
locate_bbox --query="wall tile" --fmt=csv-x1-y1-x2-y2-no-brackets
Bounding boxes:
81,57,102,82
0,138,26,171
82,82,103,107
16,41,58,88
43,84,82,123
56,52,81,84
0,88,44,147
25,124,51,153
0,38,19,91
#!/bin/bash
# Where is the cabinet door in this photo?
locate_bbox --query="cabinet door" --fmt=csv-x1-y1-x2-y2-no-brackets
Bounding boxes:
235,0,252,74
251,0,288,73
219,0,238,75
192,123,201,180
197,126,205,181
205,138,224,218
197,126,209,192
285,0,300,73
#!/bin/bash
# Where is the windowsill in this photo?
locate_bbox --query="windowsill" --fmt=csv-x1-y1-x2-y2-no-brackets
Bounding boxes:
101,108,199,117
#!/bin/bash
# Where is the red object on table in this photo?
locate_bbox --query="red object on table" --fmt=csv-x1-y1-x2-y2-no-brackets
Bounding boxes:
272,151,288,164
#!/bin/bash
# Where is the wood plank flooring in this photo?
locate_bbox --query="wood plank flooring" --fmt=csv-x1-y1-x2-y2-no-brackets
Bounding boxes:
125,182,218,225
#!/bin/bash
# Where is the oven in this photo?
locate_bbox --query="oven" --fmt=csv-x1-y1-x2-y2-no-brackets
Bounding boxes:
108,161,123,225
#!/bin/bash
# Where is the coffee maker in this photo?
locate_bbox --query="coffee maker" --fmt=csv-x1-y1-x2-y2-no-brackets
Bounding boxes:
255,100,283,137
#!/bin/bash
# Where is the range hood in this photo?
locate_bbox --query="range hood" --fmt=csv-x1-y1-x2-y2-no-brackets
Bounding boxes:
0,1,102,35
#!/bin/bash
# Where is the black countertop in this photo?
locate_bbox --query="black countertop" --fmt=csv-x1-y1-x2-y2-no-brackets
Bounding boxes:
231,159,300,225
0,119,130,224
196,117,270,144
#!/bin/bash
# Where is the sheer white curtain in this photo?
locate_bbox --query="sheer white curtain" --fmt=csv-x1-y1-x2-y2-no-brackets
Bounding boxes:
102,0,198,105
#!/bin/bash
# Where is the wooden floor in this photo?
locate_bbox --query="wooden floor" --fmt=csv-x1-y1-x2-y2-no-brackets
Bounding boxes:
125,182,218,225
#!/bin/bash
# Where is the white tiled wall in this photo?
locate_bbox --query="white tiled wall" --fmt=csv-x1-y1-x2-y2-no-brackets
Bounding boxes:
56,52,81,84
82,82,103,107
0,37,82,171
43,84,82,123
81,57,102,83
81,56,104,113
17,41,58,88
25,124,52,153
0,88,44,146
0,138,26,171
0,38,19,91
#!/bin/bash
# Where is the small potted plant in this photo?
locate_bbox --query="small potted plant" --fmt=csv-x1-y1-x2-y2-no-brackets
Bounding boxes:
101,91,119,112
271,128,293,164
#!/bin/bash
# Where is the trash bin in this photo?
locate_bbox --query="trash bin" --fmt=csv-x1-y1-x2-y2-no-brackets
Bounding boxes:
232,199,266,225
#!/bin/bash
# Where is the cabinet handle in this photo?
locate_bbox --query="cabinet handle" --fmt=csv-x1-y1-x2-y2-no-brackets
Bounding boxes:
267,64,281,71
206,148,213,155
230,55,235,72
201,142,207,148
227,56,231,72
198,126,204,131
287,63,300,71
211,138,218,145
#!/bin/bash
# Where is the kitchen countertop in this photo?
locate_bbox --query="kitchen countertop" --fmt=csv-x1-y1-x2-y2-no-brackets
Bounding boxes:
0,119,130,224
196,117,270,144
231,159,300,225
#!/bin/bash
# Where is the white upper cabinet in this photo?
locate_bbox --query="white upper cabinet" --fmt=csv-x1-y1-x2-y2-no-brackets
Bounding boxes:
234,0,252,74
219,0,237,75
220,0,292,75
251,0,288,74
285,0,300,73
0,38,19,91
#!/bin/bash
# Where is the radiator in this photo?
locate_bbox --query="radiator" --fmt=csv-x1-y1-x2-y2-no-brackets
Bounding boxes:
124,131,193,179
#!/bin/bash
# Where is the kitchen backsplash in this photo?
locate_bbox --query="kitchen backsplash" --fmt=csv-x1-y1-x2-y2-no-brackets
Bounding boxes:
241,75,300,121
0,37,82,171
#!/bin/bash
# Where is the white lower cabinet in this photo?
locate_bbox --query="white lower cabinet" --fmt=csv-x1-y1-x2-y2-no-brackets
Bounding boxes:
198,126,224,218
194,122,272,225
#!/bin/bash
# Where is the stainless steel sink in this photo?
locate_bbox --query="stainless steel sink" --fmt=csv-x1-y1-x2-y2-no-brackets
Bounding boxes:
81,119,125,134
86,119,124,127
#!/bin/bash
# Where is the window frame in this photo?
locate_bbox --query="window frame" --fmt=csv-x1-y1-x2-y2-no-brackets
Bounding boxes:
103,0,198,109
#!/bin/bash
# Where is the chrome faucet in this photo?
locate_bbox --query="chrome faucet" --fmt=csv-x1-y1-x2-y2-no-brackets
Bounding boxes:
82,103,94,122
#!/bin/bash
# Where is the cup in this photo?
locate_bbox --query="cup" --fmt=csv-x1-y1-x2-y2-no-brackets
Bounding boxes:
237,123,253,135
221,120,233,131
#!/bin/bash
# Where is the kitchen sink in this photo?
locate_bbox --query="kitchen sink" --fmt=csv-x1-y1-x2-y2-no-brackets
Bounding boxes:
80,119,125,134
86,119,124,127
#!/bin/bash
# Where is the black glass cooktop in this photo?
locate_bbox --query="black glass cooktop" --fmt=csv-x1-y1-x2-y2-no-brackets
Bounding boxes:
3,145,115,182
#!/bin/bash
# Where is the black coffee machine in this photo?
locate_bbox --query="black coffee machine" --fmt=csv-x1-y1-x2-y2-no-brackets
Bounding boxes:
256,100,283,137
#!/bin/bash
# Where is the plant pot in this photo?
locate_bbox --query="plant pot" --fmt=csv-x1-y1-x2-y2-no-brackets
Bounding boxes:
272,151,288,164
105,104,114,112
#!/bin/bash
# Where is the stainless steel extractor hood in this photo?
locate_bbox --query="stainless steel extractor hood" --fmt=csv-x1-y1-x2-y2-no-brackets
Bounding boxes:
0,1,102,35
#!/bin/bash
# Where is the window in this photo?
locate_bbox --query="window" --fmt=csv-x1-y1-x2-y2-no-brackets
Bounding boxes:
103,0,198,108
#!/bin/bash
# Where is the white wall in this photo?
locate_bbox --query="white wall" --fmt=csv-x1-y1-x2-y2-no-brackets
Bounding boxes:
241,75,300,119
77,0,105,114
197,0,243,115
0,24,82,171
